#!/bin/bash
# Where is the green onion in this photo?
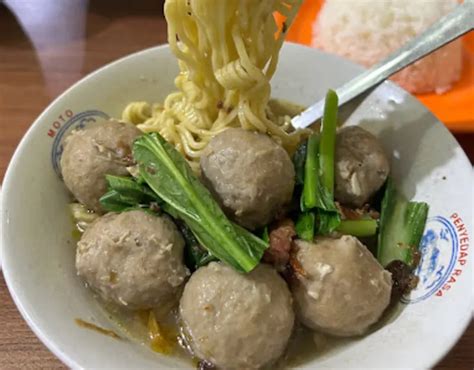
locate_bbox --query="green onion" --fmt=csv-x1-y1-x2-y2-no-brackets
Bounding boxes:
133,133,268,273
377,178,429,267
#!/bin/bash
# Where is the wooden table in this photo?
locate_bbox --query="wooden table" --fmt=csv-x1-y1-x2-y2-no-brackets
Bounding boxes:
0,0,472,368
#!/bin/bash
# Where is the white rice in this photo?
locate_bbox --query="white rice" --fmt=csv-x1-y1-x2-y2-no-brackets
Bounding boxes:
313,0,463,94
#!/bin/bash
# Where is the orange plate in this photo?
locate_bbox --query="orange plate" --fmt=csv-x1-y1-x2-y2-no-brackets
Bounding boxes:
277,1,474,132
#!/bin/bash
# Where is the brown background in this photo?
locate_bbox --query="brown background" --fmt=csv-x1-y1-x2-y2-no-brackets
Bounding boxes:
0,0,472,368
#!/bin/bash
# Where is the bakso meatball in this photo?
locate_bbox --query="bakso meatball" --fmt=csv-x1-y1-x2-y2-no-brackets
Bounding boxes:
335,126,389,207
180,262,294,369
200,128,295,230
60,119,141,212
76,210,189,310
291,236,392,337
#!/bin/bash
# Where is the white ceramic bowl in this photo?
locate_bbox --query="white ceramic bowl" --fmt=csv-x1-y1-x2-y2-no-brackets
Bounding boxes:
2,44,473,369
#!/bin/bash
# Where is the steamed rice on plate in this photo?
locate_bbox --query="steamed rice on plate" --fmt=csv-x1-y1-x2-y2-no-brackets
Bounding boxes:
313,0,463,94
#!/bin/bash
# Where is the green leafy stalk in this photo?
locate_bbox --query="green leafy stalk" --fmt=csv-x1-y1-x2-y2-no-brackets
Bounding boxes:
301,134,337,212
377,178,429,267
100,190,134,212
233,223,270,254
316,89,341,234
133,133,268,273
336,219,378,237
100,175,162,212
299,90,341,236
105,175,158,202
295,212,316,241
319,89,338,194
301,134,320,210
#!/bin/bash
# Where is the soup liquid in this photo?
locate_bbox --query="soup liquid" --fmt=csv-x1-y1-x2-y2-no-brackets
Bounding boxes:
73,99,401,368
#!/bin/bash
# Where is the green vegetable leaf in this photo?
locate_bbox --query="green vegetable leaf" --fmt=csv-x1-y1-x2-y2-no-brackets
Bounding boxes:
99,175,163,213
100,190,135,212
133,133,268,273
105,175,158,203
377,178,429,267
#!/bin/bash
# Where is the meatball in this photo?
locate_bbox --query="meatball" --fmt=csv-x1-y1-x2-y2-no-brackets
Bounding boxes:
291,236,392,337
180,262,294,369
76,210,189,310
200,128,295,230
60,119,141,212
335,126,389,207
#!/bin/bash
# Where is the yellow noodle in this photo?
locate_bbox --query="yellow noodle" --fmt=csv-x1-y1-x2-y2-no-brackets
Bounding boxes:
122,0,305,168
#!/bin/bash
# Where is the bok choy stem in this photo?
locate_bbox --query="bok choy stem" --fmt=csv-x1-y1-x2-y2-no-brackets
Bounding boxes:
336,219,378,237
319,89,338,194
314,90,341,234
301,134,320,210
297,90,341,237
377,178,429,267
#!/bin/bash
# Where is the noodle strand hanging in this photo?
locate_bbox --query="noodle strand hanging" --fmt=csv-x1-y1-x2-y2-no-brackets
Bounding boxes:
122,0,304,171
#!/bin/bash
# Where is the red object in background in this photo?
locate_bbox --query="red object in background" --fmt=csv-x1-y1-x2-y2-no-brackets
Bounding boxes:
278,0,474,132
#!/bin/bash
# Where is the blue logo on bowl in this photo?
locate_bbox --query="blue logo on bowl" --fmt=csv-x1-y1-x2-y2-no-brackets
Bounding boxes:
402,216,459,303
50,110,110,177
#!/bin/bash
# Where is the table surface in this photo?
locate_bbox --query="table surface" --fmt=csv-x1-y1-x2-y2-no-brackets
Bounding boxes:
0,0,473,368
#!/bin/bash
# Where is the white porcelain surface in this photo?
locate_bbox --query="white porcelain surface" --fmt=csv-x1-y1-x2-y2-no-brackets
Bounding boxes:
2,43,473,369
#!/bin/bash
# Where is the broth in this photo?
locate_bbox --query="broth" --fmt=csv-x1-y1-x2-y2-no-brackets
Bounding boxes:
89,297,404,369
70,99,400,368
